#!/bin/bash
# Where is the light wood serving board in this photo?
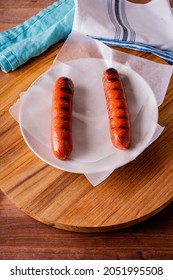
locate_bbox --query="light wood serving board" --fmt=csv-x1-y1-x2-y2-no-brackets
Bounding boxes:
0,44,173,232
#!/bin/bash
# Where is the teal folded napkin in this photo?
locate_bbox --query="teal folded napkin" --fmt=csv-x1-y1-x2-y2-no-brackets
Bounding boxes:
0,0,74,73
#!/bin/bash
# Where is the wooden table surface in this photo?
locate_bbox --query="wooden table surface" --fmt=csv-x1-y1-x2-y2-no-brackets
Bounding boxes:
0,0,173,260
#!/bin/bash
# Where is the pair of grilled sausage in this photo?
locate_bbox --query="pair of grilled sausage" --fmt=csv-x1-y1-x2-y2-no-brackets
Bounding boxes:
51,68,131,160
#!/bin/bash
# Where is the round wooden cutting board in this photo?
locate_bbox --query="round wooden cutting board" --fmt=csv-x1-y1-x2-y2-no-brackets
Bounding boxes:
1,44,173,233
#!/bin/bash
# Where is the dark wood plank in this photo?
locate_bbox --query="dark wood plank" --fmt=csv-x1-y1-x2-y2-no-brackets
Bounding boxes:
0,190,173,260
0,0,55,31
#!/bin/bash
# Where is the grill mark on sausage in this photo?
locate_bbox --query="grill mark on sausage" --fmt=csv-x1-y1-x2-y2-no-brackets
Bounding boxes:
62,137,70,140
61,106,70,112
61,116,69,121
113,87,122,90
119,125,128,129
60,96,71,102
61,87,72,94
117,106,125,109
109,77,120,82
106,68,118,74
115,98,125,100
62,77,72,84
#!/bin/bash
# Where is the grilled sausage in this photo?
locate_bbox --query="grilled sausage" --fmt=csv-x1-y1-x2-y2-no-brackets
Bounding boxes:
51,77,74,160
102,68,131,150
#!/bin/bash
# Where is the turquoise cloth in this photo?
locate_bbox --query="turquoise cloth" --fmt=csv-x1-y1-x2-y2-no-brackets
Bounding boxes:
0,0,74,73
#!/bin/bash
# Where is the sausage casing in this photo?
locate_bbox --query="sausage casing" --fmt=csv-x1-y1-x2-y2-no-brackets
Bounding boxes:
51,77,74,160
102,68,131,150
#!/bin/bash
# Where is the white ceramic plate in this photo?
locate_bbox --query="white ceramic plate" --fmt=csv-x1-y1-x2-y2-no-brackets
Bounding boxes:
19,58,158,174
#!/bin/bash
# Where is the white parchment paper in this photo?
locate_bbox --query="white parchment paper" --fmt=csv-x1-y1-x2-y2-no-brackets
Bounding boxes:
10,31,173,186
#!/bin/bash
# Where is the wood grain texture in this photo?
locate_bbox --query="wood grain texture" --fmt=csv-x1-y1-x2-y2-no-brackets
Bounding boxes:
0,0,173,259
0,41,173,233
